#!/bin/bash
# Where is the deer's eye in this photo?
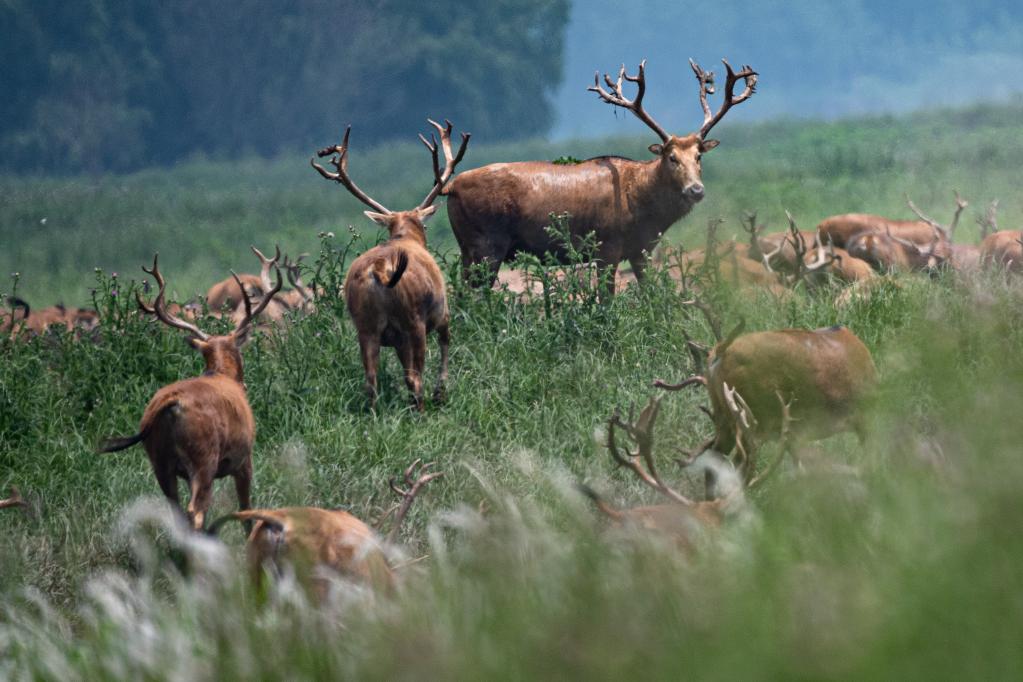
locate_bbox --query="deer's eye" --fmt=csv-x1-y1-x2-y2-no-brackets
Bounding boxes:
669,154,680,164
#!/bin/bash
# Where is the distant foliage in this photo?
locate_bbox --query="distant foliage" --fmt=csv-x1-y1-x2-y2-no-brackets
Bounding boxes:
0,0,569,173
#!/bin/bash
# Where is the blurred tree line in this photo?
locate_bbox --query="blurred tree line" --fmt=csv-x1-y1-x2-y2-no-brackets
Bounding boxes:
0,0,569,174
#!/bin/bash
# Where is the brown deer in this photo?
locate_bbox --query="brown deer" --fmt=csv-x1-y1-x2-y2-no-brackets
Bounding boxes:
209,460,443,596
579,393,791,549
312,119,469,410
445,58,756,289
206,246,280,313
742,212,874,283
975,201,1023,272
98,254,283,530
655,321,876,495
0,486,28,511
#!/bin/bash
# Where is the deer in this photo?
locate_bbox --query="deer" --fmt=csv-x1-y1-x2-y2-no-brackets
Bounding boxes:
0,486,28,511
312,119,469,411
205,246,281,313
97,254,283,530
742,212,874,284
208,460,443,596
976,201,1023,273
655,312,876,497
579,392,791,550
444,58,757,291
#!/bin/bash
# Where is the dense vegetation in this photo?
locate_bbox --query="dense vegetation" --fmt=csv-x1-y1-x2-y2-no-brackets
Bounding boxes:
3,103,1023,677
0,0,569,173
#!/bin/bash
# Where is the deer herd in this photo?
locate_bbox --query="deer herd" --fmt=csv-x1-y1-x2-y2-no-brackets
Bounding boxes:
4,57,1019,595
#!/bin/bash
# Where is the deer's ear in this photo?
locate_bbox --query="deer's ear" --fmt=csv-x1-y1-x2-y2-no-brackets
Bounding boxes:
700,139,720,153
187,337,208,351
417,205,437,223
648,143,663,155
364,211,391,226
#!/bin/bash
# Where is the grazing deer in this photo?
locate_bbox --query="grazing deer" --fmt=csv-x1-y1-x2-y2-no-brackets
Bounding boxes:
312,119,469,410
445,58,756,289
98,254,283,530
206,246,280,313
209,460,443,596
579,394,790,549
0,486,28,511
656,321,876,495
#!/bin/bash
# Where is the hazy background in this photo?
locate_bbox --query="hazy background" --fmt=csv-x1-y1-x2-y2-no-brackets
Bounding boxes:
3,1,1023,175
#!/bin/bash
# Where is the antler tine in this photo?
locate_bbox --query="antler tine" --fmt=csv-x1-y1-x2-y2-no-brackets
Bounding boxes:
948,190,969,239
233,263,284,336
0,485,27,510
251,244,281,292
976,199,998,239
589,60,670,143
386,459,444,544
745,392,794,491
311,126,392,214
606,397,693,505
697,58,758,139
139,254,210,340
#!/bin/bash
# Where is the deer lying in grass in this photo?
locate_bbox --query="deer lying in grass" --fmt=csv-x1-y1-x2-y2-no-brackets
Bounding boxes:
0,486,28,511
655,308,876,494
98,254,283,530
580,393,791,549
743,212,874,284
976,201,1023,272
209,460,443,595
206,246,281,313
312,119,469,410
3,298,101,337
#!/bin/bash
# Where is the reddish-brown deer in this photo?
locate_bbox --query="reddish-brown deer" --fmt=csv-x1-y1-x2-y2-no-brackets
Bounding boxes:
206,246,280,313
209,460,443,596
445,59,756,289
312,119,469,410
656,321,876,497
98,254,282,530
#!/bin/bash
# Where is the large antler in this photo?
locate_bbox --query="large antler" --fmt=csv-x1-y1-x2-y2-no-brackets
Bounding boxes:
311,127,392,214
387,459,444,544
418,119,471,209
906,191,966,240
137,254,211,341
230,264,283,337
690,58,758,139
589,60,670,143
607,396,695,505
251,245,281,293
0,486,27,510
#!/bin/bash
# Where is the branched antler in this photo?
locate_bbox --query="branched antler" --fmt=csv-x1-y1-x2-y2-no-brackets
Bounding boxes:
312,127,392,214
589,60,670,143
387,459,444,544
251,245,281,293
137,254,211,340
418,119,470,209
691,58,758,139
976,199,999,240
607,396,694,505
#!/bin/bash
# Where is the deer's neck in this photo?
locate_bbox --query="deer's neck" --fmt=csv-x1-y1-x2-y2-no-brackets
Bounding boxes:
203,351,244,384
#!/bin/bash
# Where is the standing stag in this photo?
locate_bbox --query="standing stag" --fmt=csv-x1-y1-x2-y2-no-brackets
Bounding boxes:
98,255,283,530
445,58,757,289
312,119,469,410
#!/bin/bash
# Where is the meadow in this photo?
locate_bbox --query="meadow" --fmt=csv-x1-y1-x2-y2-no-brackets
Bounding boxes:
2,102,1023,678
